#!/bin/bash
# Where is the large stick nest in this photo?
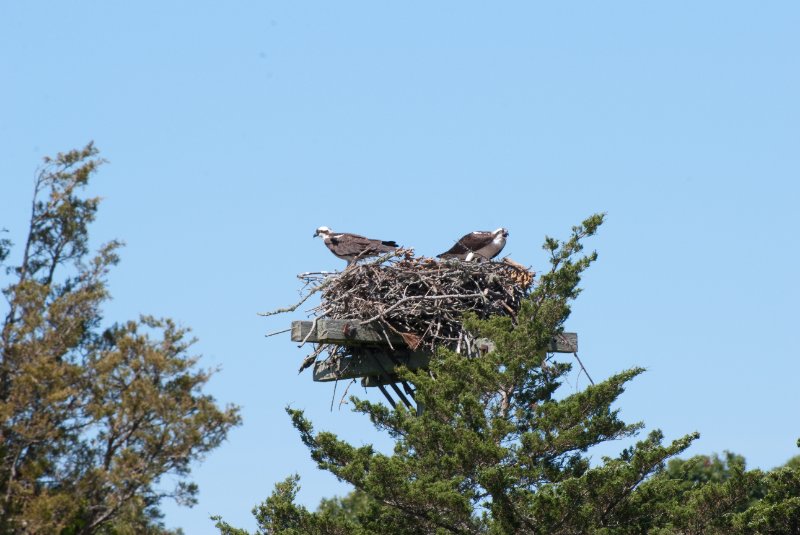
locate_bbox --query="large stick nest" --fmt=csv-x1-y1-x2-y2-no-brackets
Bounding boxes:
303,250,534,353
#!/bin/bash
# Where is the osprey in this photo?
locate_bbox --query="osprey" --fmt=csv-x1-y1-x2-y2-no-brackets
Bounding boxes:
313,227,399,265
437,228,509,261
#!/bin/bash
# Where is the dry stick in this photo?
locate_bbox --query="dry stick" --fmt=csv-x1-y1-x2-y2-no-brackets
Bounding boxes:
378,324,395,351
338,379,356,409
258,276,331,317
297,270,338,280
265,327,291,338
298,315,320,347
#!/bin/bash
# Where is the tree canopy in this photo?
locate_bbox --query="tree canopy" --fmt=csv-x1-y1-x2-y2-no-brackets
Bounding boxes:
215,214,800,535
0,144,241,534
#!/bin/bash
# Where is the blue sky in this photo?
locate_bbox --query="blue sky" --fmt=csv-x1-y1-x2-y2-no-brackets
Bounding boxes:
2,2,799,533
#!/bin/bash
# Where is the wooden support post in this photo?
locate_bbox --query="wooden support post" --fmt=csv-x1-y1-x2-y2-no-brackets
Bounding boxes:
377,383,397,407
388,381,413,409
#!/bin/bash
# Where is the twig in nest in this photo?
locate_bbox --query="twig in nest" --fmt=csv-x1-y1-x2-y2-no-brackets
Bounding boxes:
265,327,291,338
338,379,356,409
298,315,320,347
258,278,329,317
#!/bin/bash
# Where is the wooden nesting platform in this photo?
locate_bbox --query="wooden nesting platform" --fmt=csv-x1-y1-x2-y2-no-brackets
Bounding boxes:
291,319,577,387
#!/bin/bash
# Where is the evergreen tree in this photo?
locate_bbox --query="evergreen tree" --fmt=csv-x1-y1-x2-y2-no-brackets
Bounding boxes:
637,452,800,534
0,144,241,534
216,214,800,534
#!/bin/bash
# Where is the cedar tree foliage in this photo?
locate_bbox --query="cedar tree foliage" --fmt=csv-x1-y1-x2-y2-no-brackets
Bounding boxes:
0,144,241,534
216,216,800,534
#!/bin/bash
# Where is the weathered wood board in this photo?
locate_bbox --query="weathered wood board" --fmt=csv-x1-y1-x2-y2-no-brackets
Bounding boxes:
292,319,406,346
313,347,431,382
292,320,577,353
294,320,578,384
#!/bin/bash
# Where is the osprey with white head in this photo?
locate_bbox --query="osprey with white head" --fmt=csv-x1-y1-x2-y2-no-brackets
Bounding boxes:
314,227,399,265
437,228,509,261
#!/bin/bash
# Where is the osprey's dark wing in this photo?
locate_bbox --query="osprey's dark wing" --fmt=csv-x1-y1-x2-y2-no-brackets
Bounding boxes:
437,231,493,260
329,233,398,260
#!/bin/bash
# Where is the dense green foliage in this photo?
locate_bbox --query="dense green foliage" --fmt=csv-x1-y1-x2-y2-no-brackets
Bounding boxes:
0,145,241,534
216,215,800,534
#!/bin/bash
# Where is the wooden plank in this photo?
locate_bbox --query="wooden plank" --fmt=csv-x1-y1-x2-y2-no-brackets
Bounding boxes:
313,347,431,382
469,333,577,353
292,320,577,353
292,319,406,346
291,321,312,343
318,320,406,345
552,332,578,353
